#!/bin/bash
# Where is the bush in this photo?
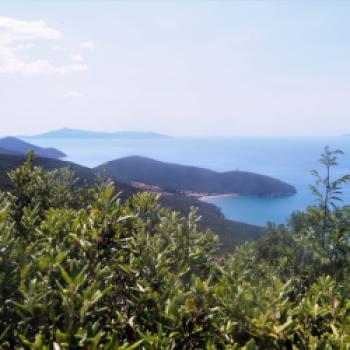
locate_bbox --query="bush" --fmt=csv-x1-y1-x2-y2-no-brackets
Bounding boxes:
0,152,349,349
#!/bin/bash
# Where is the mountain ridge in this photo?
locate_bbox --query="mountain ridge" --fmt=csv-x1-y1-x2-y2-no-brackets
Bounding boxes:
95,155,297,197
0,153,263,250
0,137,66,159
20,128,171,140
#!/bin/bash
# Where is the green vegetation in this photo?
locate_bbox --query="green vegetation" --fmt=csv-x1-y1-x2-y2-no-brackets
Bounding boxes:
0,154,262,250
0,148,349,349
159,193,263,250
95,156,296,196
0,154,95,191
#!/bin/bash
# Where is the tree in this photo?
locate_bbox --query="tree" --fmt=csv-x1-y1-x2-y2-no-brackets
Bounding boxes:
310,146,350,247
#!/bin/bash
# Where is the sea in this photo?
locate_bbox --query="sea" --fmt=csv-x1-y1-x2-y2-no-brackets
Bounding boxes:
23,136,350,226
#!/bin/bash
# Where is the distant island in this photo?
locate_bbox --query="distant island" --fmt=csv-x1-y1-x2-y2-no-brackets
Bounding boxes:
95,155,297,197
0,137,66,159
21,128,171,140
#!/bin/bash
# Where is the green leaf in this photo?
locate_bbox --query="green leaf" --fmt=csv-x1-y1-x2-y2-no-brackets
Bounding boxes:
60,267,73,286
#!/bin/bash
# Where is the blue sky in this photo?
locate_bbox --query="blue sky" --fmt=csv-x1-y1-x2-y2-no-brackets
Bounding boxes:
1,1,350,136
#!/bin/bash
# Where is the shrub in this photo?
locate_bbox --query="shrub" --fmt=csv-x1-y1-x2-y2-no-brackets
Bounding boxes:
0,152,349,349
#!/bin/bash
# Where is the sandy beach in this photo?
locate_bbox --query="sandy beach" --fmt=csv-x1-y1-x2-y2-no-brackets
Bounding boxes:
199,193,238,201
180,191,238,201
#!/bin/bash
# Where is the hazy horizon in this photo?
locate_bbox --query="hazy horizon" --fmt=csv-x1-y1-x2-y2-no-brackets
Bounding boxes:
1,127,349,139
1,1,350,136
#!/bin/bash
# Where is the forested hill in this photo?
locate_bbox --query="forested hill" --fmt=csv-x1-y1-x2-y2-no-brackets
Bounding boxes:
95,155,296,196
0,155,84,187
0,154,263,249
0,137,66,159
0,147,21,156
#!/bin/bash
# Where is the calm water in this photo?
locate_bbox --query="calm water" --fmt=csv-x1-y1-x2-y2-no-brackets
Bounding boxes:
23,136,350,226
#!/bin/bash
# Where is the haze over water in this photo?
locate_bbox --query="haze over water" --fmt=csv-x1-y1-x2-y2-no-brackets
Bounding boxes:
25,136,350,226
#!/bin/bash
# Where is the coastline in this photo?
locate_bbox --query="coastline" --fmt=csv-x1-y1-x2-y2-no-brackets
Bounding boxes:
199,192,297,201
129,183,295,202
181,191,239,201
199,193,238,201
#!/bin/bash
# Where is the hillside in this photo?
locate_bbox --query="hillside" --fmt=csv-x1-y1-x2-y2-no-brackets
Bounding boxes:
0,154,92,190
160,193,263,248
21,128,170,139
0,137,66,159
95,155,296,196
0,154,263,250
0,147,21,156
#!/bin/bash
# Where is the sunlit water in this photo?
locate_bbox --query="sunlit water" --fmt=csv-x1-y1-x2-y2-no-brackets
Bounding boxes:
23,136,350,226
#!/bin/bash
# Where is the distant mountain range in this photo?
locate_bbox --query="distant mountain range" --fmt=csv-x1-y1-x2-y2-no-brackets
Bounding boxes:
21,128,171,139
95,155,297,197
0,137,66,159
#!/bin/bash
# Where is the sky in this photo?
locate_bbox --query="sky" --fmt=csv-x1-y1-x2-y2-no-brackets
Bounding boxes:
1,1,350,137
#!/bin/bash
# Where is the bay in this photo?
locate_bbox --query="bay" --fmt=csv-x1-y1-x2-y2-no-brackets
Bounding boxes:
23,136,350,226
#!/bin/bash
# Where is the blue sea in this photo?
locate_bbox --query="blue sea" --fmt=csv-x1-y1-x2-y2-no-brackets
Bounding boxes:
23,136,350,226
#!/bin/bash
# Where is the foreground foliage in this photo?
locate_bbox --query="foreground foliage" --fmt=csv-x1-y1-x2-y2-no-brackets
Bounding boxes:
0,150,349,349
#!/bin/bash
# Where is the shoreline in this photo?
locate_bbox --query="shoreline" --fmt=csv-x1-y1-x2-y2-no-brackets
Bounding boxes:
199,192,297,201
199,193,238,201
181,191,238,201
128,183,295,202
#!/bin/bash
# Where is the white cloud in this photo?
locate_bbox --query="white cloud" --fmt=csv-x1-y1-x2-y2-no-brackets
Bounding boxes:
58,64,88,74
65,90,83,98
71,53,84,62
0,16,62,44
80,41,96,50
15,43,35,50
51,45,64,51
0,16,89,75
